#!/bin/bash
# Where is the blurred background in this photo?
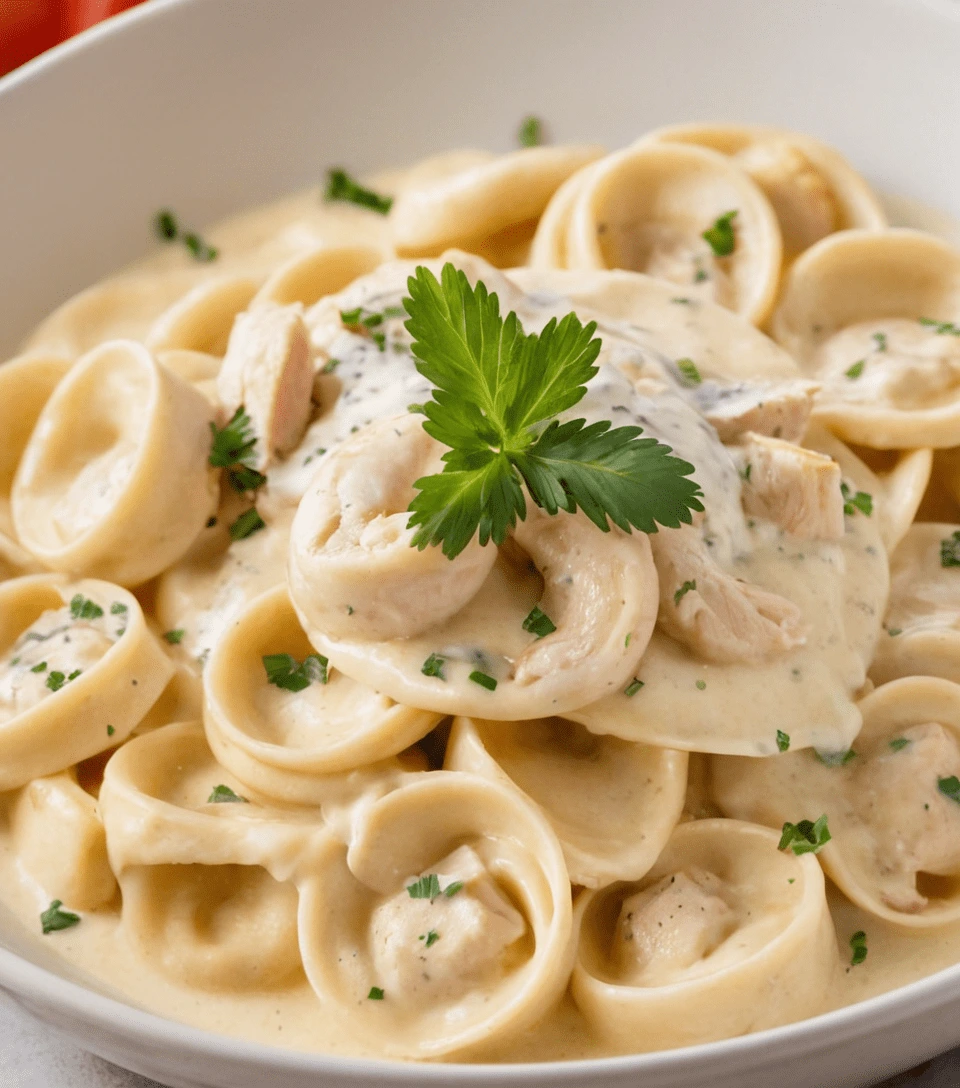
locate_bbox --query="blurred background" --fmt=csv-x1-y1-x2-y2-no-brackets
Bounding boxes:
1,0,147,77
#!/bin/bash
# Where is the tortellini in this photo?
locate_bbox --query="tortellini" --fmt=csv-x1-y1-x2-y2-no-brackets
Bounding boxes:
0,574,171,790
296,771,574,1058
772,229,960,449
646,123,886,257
12,340,219,586
713,677,960,926
572,819,838,1050
531,142,783,324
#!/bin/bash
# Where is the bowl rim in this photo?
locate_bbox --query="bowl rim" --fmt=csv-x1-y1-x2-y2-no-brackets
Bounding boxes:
3,0,960,1079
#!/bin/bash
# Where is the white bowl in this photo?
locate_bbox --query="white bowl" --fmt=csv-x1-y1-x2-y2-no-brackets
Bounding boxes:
3,1,960,1085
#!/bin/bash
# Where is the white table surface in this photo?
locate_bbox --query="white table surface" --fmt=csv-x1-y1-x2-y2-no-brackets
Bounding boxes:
2,988,959,1088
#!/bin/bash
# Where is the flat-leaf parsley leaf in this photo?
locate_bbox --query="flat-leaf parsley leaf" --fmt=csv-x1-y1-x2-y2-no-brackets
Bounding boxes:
402,264,703,559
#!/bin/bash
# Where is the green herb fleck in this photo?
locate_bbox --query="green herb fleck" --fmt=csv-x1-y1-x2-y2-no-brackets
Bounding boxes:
841,482,873,517
872,331,887,352
262,652,329,692
229,508,266,541
421,652,447,680
30,661,47,673
702,210,738,257
41,900,80,935
163,629,185,645
740,462,752,482
322,358,340,374
674,579,696,605
208,784,248,804
938,775,960,804
325,168,393,214
367,986,385,1000
518,115,543,147
183,232,218,263
888,737,911,752
887,627,903,637
469,670,498,691
155,209,178,241
624,678,644,697
110,602,127,615
919,317,960,336
941,531,960,568
850,930,868,967
420,929,441,948
695,679,707,690
776,730,790,753
70,594,103,621
444,880,464,898
676,358,702,386
778,815,831,855
210,406,257,467
522,605,557,639
845,359,865,379
107,725,115,737
407,874,442,901
46,671,67,692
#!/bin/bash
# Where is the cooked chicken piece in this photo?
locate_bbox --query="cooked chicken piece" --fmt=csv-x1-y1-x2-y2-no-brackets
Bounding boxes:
369,845,526,1004
734,139,838,253
651,523,806,664
216,303,314,469
854,722,960,914
738,433,845,541
613,869,734,985
696,380,819,444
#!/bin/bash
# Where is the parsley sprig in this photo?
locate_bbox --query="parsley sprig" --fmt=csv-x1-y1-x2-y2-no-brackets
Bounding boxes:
209,407,267,493
402,264,703,559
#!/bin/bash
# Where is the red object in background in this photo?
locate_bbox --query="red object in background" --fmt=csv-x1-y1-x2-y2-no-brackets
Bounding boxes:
0,0,147,78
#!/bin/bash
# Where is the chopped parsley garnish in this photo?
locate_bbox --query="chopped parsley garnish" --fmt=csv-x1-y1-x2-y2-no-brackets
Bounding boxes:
262,652,329,692
941,531,960,568
938,775,960,804
209,407,266,492
155,209,178,241
888,737,911,752
695,679,707,690
321,358,340,374
676,358,702,386
624,678,644,697
850,930,868,967
183,232,218,263
701,210,738,257
778,815,831,855
67,669,81,681
522,605,557,639
30,661,47,673
41,900,80,935
407,403,428,415
815,748,857,767
694,267,709,283
919,316,960,336
872,331,887,352
154,210,217,260
163,629,185,645
776,730,790,753
444,881,464,898
107,725,115,737
229,508,266,541
674,579,696,605
110,602,127,615
402,263,703,559
70,594,103,620
325,168,393,214
421,653,447,680
420,929,441,947
46,671,67,692
367,986,385,1000
740,462,752,482
845,359,865,379
887,627,903,637
518,115,543,147
407,874,442,900
840,482,873,517
469,670,498,691
208,784,248,804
